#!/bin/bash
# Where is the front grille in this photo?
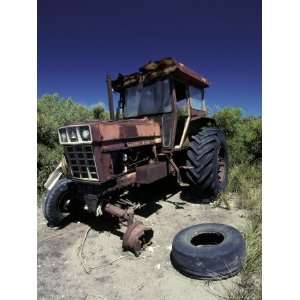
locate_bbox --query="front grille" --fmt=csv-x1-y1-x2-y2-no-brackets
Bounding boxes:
64,145,98,181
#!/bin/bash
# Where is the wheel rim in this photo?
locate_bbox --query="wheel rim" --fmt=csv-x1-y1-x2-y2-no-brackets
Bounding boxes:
217,146,226,184
58,192,72,216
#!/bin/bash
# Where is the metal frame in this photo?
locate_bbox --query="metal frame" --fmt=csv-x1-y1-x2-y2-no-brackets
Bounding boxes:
171,77,208,150
167,76,192,150
64,145,99,181
106,74,115,120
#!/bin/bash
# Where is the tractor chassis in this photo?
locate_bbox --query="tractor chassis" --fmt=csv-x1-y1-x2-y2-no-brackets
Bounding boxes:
102,202,153,256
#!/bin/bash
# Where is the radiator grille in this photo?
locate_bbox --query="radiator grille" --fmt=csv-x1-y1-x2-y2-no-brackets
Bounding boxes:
64,145,98,181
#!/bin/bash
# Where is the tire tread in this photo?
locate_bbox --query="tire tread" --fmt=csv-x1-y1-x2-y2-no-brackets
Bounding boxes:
186,127,228,197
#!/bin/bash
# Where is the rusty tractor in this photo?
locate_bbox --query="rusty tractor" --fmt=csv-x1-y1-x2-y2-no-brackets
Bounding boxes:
42,58,228,255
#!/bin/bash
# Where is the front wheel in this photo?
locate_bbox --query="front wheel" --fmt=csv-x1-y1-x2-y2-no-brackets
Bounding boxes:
42,178,75,227
185,128,228,198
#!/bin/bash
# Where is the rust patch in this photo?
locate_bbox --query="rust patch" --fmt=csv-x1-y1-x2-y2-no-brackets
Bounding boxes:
117,172,136,187
136,162,168,184
122,221,153,256
89,117,161,143
112,57,210,91
103,204,153,256
126,137,161,148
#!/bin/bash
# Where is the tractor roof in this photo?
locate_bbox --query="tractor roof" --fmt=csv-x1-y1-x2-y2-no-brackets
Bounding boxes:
111,57,210,92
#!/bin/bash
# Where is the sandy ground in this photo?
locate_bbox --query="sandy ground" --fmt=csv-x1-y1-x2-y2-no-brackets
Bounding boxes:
37,181,247,300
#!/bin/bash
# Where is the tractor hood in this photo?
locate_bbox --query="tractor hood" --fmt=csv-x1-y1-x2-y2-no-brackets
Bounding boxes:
89,117,161,142
58,117,161,145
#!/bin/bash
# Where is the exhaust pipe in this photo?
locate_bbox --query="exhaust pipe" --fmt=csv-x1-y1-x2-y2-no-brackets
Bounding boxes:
106,74,115,120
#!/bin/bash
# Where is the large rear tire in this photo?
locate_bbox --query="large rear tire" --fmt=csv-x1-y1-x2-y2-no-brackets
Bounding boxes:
42,178,75,227
186,128,228,198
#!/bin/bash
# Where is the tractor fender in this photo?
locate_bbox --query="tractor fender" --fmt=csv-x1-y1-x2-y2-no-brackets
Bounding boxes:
44,156,69,191
187,116,217,137
191,116,216,127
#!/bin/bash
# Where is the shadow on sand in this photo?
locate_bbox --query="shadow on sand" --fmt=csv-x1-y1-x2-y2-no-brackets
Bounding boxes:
53,176,214,237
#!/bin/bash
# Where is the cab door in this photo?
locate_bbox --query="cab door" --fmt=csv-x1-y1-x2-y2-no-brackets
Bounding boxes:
161,79,189,148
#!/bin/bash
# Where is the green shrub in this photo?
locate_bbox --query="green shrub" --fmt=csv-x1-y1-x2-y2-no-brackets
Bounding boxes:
92,105,109,120
212,108,261,299
214,108,262,165
37,144,63,193
37,93,107,196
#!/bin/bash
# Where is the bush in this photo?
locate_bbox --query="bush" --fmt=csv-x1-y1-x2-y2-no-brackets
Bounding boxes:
37,93,107,195
214,108,262,165
37,144,63,194
213,108,261,299
92,105,109,120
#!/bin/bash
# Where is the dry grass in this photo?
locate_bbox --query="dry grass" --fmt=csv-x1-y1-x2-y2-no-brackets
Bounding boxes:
228,164,261,209
226,205,261,300
216,164,262,300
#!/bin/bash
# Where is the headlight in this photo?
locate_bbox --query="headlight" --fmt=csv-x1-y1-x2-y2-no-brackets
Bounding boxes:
59,126,91,143
80,126,90,141
61,132,67,142
59,128,68,143
68,127,78,141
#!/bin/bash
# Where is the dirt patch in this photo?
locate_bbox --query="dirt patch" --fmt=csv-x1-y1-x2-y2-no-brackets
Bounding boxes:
38,186,247,300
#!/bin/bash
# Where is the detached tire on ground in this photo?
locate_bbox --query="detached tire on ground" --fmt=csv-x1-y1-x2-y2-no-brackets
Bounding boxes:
42,178,75,227
186,128,228,198
171,223,246,280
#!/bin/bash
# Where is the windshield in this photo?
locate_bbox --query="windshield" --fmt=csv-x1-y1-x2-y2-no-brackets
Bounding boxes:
123,79,172,118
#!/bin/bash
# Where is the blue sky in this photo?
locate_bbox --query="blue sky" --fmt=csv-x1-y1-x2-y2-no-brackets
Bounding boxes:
38,0,261,116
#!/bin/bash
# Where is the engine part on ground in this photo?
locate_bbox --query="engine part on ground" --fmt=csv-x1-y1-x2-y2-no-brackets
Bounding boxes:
103,203,153,256
185,128,228,198
42,178,75,227
122,221,153,256
170,223,245,280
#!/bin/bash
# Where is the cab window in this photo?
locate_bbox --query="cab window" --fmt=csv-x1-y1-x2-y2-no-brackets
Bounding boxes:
189,86,203,110
174,80,188,117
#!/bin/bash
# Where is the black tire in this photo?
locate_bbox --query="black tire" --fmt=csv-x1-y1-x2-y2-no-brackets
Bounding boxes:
186,127,228,198
171,223,246,280
42,178,75,227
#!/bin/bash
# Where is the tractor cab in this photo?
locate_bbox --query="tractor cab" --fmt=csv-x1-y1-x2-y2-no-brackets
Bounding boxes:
111,58,212,149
